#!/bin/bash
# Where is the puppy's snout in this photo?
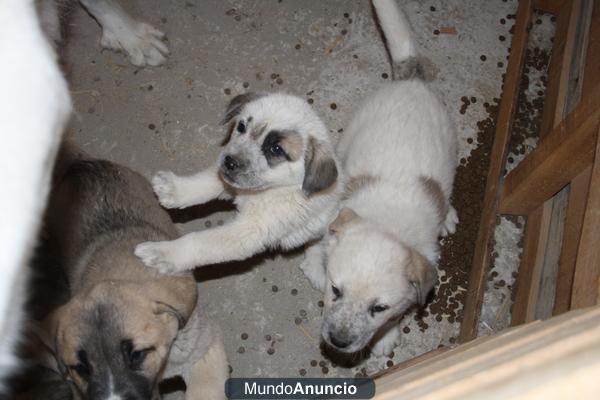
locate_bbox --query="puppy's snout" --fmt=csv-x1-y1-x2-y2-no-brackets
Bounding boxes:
223,155,240,171
329,331,352,349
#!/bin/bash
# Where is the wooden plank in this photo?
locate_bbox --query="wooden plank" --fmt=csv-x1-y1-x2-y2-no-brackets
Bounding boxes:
534,0,567,14
581,0,600,100
571,125,600,308
553,166,592,314
498,85,600,215
511,202,553,325
535,188,568,319
375,307,600,400
458,0,534,343
371,347,451,380
538,0,577,137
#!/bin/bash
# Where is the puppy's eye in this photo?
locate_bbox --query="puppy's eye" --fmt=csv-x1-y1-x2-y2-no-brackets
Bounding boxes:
269,143,285,157
237,121,246,134
121,339,155,371
331,285,342,301
369,304,390,316
70,362,91,379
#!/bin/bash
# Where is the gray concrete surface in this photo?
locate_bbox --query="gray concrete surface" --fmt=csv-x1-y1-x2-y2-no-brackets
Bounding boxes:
62,0,528,394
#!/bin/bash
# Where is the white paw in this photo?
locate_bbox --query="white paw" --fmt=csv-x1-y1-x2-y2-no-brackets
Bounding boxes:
152,170,182,209
299,257,326,292
100,20,168,67
134,241,179,274
370,329,400,357
441,206,459,236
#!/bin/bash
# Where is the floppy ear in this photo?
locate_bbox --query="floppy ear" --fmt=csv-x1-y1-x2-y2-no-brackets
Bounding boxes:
36,306,69,375
220,92,263,125
303,137,338,196
329,207,361,234
406,248,437,306
150,279,197,330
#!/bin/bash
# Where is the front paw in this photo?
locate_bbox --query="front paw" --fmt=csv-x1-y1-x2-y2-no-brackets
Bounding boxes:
101,21,168,67
152,171,182,209
135,241,179,274
370,329,400,357
441,206,459,236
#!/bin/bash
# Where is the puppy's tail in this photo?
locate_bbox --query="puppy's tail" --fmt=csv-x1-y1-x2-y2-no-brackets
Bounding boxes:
372,0,424,80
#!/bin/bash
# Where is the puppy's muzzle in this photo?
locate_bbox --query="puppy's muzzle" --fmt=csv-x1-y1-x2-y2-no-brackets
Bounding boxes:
327,329,356,350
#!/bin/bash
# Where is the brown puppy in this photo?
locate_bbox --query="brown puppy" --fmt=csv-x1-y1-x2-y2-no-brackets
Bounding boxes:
42,144,227,399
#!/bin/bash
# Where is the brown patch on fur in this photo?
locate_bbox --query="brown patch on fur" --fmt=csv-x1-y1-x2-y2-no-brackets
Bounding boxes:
407,248,438,306
329,207,361,234
302,137,338,196
420,176,448,218
279,131,304,161
343,174,378,200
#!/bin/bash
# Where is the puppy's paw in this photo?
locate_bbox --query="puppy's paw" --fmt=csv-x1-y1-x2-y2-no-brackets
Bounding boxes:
370,328,400,357
299,257,327,292
100,20,168,67
135,241,179,274
152,170,184,209
441,206,459,236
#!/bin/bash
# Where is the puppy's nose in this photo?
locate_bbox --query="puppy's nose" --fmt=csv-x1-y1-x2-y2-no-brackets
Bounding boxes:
223,155,240,171
329,332,351,349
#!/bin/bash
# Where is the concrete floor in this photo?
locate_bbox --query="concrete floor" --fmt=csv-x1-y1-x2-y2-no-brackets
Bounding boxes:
61,0,532,393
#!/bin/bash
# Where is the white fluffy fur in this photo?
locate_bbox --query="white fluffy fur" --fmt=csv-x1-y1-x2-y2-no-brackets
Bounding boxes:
305,0,458,356
37,0,169,66
135,93,343,273
0,0,71,386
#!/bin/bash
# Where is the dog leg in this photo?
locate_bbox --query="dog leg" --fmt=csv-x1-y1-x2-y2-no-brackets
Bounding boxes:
135,214,280,273
78,0,168,66
299,241,327,292
440,205,458,236
184,335,228,400
152,167,225,209
370,325,400,357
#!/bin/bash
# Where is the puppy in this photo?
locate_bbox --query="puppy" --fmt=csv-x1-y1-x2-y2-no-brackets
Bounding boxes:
302,0,458,357
135,93,343,273
42,145,228,399
36,0,169,66
0,0,71,388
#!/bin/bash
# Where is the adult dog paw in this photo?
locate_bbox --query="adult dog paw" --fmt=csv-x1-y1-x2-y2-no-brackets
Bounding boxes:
100,20,168,67
135,241,179,274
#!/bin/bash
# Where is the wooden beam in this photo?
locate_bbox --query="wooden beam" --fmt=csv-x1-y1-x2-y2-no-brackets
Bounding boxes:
553,166,592,314
571,125,600,308
534,0,567,14
511,202,553,325
498,85,600,215
458,0,534,343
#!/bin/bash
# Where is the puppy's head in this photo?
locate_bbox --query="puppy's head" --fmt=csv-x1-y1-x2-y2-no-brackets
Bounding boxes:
44,281,195,400
218,92,338,196
321,208,437,353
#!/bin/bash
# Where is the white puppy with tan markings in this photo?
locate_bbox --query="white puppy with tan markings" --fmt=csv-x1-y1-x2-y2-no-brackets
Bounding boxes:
302,0,458,357
135,93,343,273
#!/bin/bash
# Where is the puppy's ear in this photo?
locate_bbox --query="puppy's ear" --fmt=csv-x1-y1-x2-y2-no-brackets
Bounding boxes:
406,248,437,306
303,137,338,196
153,301,186,329
150,280,197,331
329,207,361,234
220,92,263,125
37,305,69,375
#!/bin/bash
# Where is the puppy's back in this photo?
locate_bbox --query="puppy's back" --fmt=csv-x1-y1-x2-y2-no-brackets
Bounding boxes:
48,144,178,285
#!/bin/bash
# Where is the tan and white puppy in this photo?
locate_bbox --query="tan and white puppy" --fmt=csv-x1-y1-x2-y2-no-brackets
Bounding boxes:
37,0,169,67
302,0,458,357
43,146,228,400
135,93,343,273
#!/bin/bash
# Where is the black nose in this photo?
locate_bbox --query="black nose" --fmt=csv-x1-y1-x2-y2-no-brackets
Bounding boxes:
223,155,239,171
329,332,351,349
